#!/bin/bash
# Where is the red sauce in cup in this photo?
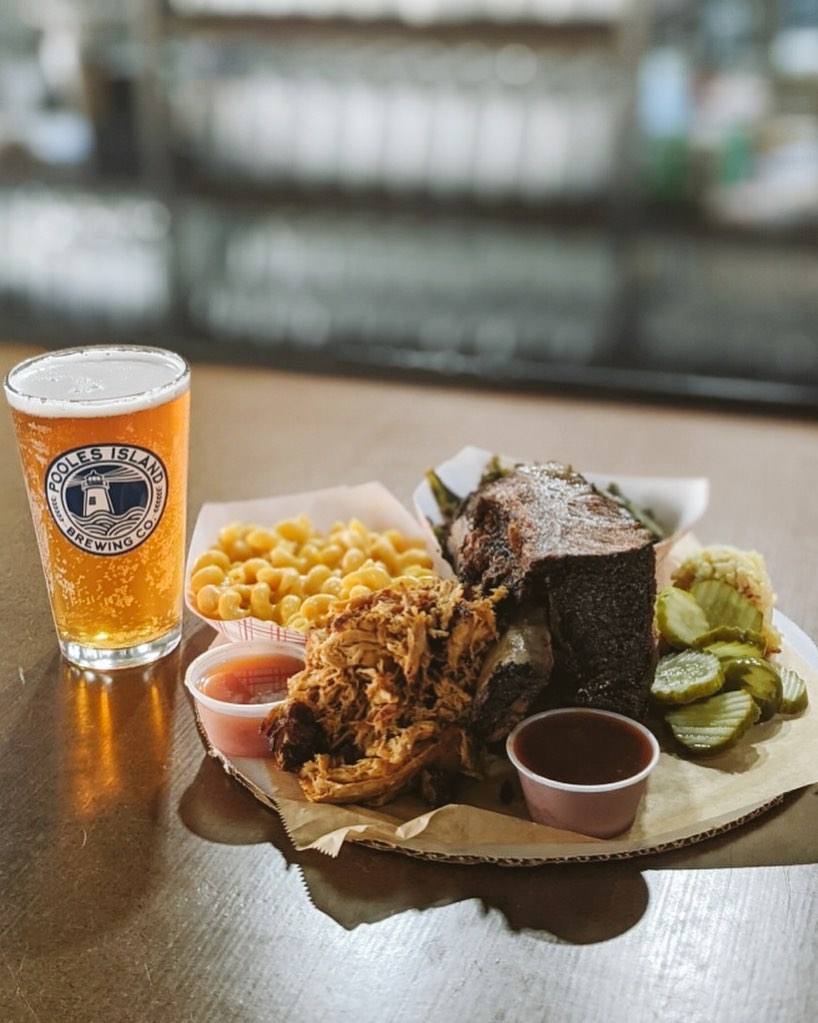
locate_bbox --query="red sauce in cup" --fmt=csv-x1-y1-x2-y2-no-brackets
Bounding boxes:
199,652,303,706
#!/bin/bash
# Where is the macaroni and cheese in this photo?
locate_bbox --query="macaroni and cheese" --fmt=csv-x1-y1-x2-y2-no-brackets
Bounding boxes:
189,515,438,632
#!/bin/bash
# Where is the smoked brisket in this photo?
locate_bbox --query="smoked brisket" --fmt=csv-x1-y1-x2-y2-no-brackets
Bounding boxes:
447,462,657,720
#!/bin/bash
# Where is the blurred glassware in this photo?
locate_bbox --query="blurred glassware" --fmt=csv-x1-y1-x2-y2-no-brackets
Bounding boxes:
0,185,172,327
177,202,615,368
166,0,628,23
167,37,621,202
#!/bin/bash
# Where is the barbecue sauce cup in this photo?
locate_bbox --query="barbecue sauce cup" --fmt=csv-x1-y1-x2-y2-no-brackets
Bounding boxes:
185,640,305,758
506,708,660,839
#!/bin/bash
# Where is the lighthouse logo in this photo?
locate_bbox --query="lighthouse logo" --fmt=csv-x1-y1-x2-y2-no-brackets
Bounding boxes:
45,444,168,556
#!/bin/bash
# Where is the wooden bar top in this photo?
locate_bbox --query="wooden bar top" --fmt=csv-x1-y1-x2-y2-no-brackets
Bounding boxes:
2,342,817,1023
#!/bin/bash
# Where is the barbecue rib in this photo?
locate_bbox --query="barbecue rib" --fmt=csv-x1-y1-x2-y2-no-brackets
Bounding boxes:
470,606,554,743
447,462,657,720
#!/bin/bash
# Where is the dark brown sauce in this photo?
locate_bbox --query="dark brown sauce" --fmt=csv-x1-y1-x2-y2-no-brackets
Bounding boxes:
512,710,653,786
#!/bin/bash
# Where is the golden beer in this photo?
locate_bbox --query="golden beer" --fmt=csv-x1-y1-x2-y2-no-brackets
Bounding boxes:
4,346,190,669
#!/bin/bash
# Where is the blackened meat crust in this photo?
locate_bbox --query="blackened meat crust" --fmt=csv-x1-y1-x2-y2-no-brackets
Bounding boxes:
536,545,658,718
267,700,329,772
447,462,657,720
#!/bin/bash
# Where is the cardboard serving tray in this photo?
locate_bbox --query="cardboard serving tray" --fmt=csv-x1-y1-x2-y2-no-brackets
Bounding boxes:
185,478,818,866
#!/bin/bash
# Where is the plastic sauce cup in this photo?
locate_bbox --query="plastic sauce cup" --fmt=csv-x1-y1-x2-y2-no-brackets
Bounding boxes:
506,707,661,839
185,639,305,758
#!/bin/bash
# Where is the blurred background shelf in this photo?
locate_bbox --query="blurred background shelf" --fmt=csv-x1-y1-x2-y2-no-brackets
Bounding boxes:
1,0,817,415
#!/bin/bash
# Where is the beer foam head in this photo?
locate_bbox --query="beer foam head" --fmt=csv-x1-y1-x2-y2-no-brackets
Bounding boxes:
4,345,189,418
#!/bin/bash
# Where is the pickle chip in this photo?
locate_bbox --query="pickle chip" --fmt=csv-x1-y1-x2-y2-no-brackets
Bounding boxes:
665,690,761,757
692,625,766,655
689,578,764,634
722,658,783,721
779,667,810,715
700,638,770,663
651,649,724,706
654,586,710,649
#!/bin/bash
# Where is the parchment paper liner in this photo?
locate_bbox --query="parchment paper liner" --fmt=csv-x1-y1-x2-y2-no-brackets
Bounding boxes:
186,480,818,864
199,611,815,865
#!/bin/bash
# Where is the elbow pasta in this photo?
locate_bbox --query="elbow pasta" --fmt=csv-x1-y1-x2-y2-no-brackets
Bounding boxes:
190,515,438,632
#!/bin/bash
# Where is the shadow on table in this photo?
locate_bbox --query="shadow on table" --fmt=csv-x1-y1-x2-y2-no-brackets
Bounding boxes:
178,753,649,942
298,785,818,937
179,744,818,942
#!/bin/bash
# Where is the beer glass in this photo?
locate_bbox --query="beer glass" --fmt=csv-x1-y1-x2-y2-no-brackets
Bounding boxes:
4,345,190,670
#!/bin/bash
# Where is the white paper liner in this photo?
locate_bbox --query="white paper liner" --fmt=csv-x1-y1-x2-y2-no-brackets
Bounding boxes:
412,445,710,589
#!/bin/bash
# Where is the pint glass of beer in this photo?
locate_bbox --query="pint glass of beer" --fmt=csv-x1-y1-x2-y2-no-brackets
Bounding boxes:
4,345,190,669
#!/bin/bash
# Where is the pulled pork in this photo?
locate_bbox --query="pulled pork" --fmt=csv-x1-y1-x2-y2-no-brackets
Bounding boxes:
264,576,503,805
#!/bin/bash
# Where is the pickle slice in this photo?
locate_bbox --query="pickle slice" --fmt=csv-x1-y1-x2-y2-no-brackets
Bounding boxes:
779,667,810,715
689,579,763,633
654,586,710,649
722,658,783,721
700,639,769,663
665,690,761,757
651,649,724,705
693,625,766,652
